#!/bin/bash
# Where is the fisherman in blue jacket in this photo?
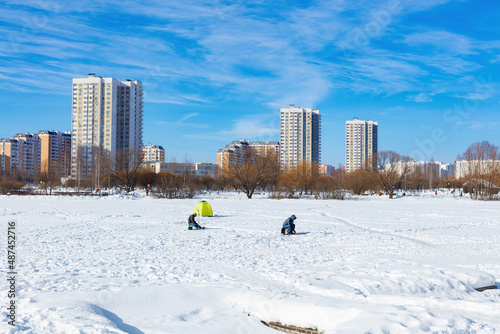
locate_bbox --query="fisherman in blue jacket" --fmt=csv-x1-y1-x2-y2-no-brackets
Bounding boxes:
281,215,297,234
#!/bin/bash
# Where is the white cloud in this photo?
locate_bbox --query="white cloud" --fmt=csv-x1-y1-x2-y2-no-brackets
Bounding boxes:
448,120,500,130
341,51,428,95
451,93,491,101
398,0,453,12
184,114,280,141
404,30,476,55
406,92,435,103
1,0,499,109
155,113,210,129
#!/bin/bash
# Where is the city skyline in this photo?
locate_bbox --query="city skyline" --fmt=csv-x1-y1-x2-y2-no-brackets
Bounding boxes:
1,1,499,165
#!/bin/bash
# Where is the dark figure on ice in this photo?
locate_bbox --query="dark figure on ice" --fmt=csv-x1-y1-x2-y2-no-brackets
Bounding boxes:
281,215,297,234
188,213,204,230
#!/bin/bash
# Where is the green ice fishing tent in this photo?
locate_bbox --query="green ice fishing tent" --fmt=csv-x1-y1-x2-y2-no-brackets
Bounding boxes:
193,200,213,217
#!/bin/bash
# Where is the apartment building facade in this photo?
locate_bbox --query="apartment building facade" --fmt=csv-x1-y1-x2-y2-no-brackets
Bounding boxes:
249,141,280,165
38,130,72,176
142,144,165,163
280,105,321,170
217,140,250,171
455,160,500,179
389,160,455,179
0,138,24,177
14,133,40,180
217,140,280,171
152,162,218,178
319,164,335,177
1,131,71,180
71,74,143,176
345,118,378,173
194,163,219,177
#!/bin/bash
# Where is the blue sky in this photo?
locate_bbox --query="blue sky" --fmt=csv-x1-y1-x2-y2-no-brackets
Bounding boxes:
1,0,499,165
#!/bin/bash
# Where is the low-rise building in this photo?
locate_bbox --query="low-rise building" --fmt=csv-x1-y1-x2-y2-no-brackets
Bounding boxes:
156,162,196,176
150,162,219,178
194,163,219,177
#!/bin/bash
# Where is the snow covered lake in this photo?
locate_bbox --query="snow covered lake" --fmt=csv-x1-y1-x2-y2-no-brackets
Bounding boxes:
1,192,499,333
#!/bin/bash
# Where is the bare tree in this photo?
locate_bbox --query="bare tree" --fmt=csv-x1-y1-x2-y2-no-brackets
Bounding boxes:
425,159,439,190
38,161,62,195
137,169,157,193
8,166,23,182
106,148,144,194
213,175,227,193
0,175,23,194
274,161,319,198
345,169,372,195
457,141,500,200
311,176,346,199
91,145,109,191
277,170,299,198
294,160,319,195
366,151,412,199
154,172,197,198
224,149,279,199
402,164,426,192
74,146,86,191
155,172,180,198
200,176,215,191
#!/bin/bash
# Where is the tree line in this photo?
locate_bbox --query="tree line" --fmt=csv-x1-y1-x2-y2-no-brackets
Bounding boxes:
218,141,499,200
1,141,498,200
217,149,457,200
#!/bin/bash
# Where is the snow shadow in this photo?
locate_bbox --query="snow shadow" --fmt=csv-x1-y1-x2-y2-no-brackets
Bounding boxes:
91,305,144,334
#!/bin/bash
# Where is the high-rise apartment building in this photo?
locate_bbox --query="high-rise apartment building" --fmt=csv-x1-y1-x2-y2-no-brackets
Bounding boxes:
0,138,24,177
280,105,321,170
455,160,499,179
71,74,143,176
249,141,280,167
14,133,39,180
248,141,280,158
1,131,71,180
38,130,72,176
217,139,250,171
142,144,165,162
345,118,378,173
217,140,280,171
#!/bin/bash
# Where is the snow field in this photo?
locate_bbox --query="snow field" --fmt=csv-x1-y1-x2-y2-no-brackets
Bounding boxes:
1,192,499,333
